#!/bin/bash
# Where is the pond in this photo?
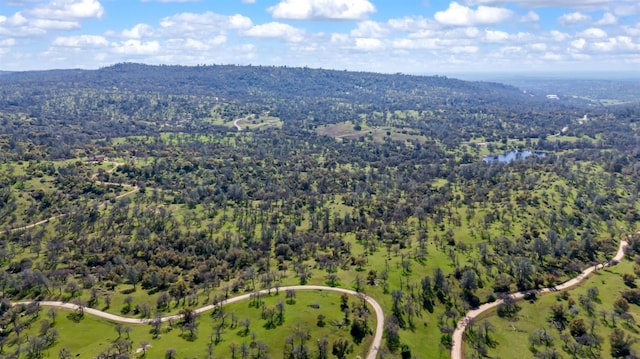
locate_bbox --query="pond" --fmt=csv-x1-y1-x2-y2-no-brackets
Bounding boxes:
483,150,547,164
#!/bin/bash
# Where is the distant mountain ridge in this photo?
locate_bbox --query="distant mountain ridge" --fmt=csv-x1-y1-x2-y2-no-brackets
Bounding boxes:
0,63,538,110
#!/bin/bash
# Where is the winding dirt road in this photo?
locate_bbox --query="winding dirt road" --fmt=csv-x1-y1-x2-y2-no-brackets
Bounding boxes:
451,240,628,359
14,285,384,359
233,118,243,131
2,161,138,234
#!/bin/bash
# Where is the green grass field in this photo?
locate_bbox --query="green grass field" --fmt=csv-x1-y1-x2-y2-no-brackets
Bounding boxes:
7,290,374,359
467,258,640,359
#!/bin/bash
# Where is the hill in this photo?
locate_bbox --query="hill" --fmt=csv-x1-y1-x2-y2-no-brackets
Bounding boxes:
0,62,546,111
1,63,640,358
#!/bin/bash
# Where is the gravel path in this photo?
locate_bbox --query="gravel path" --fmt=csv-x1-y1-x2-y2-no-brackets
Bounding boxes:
451,240,628,359
2,161,137,234
233,118,243,130
13,285,384,359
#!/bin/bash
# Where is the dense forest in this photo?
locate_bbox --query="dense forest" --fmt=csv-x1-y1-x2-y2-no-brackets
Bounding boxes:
0,63,640,358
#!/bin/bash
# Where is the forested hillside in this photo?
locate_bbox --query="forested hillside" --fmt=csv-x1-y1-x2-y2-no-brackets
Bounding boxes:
1,64,640,359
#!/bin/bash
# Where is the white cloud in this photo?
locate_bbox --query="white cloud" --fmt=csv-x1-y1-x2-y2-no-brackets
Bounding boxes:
243,22,305,42
464,0,615,10
167,38,209,51
121,24,154,39
330,33,350,44
542,52,563,60
615,36,640,51
28,0,104,21
353,37,382,51
528,42,547,51
570,53,590,60
159,11,253,38
550,30,569,41
591,38,617,52
571,38,586,49
229,14,253,29
497,46,522,55
112,39,160,55
578,27,607,39
484,29,509,42
595,12,617,26
450,45,478,53
0,38,17,47
350,21,388,38
614,3,640,16
520,10,539,22
141,0,201,2
210,35,227,45
435,2,513,26
0,12,28,27
268,0,376,20
582,36,640,52
29,18,79,30
557,12,591,26
53,34,108,47
623,23,640,37
387,16,437,32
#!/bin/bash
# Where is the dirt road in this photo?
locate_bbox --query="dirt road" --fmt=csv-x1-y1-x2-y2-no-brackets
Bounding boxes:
14,285,384,359
451,240,628,359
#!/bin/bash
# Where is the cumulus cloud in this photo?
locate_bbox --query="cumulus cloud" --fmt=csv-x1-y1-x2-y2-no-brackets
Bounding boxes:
350,21,388,38
0,13,28,27
520,11,539,22
542,52,563,60
557,12,591,26
578,27,607,39
484,29,509,42
165,38,210,51
53,34,109,47
159,11,253,38
450,45,478,53
435,2,513,26
0,38,17,47
120,24,154,39
464,0,614,10
528,42,547,51
614,3,640,16
268,0,376,20
354,37,383,51
243,22,305,42
330,33,350,44
229,14,254,29
112,39,161,55
571,38,586,49
141,0,201,2
550,30,569,41
387,16,438,33
30,19,80,30
28,0,104,21
595,12,617,26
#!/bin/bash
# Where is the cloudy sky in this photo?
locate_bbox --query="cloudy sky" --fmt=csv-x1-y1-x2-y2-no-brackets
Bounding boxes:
0,0,639,74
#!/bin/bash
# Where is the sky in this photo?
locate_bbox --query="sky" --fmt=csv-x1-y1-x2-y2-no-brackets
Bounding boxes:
0,0,639,75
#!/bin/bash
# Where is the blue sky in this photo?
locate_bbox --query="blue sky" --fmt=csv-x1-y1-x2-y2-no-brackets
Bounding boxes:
0,0,639,74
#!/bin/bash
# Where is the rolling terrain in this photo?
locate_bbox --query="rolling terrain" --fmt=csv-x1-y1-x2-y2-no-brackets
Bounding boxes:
1,64,639,358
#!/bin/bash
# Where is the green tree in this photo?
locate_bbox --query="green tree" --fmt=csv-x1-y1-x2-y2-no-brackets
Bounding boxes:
610,328,634,358
331,338,353,359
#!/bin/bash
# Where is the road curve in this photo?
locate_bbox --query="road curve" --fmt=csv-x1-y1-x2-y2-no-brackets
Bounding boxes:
2,161,138,234
451,240,628,359
14,285,383,359
233,118,243,131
